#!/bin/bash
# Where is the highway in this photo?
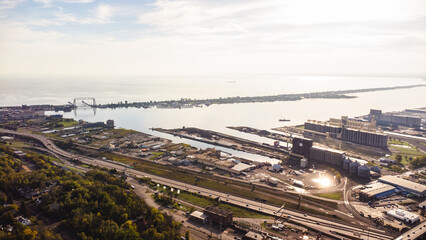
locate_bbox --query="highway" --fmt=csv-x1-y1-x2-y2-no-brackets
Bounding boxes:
0,128,395,240
395,222,426,240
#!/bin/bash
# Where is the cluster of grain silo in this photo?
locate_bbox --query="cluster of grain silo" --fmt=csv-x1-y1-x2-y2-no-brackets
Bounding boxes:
341,158,372,178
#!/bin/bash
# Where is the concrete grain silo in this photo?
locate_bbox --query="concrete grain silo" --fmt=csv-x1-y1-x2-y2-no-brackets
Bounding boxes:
343,158,352,171
357,165,370,178
349,161,360,175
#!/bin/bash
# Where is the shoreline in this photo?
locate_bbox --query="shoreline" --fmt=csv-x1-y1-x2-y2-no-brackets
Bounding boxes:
1,84,424,111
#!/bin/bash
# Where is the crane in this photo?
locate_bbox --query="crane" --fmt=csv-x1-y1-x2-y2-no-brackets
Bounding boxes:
274,204,286,224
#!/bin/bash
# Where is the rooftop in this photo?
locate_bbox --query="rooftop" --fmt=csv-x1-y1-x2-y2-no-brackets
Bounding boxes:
189,211,208,220
387,209,419,222
204,206,232,218
359,182,395,197
379,175,426,193
311,145,345,154
231,162,254,172
245,231,264,240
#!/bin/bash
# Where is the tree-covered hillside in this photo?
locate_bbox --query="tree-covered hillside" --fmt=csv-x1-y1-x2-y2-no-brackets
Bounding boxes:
0,144,181,240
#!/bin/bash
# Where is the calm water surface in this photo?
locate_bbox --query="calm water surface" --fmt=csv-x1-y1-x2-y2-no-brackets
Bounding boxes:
2,75,425,163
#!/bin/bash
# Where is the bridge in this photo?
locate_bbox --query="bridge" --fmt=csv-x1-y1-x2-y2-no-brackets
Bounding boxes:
73,97,96,107
395,221,426,240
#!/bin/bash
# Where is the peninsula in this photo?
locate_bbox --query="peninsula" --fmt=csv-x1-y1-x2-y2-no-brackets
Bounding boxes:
92,84,425,110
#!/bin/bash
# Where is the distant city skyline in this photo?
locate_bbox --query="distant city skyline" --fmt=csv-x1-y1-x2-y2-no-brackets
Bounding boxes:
0,0,425,78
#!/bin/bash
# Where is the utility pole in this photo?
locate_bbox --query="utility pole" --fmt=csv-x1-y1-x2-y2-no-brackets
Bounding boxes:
297,195,302,210
210,219,212,239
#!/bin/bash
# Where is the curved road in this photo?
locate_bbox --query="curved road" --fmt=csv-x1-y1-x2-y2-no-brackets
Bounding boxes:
1,128,394,240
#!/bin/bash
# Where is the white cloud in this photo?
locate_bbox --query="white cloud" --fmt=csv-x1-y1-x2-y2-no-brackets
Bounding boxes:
62,0,93,3
0,0,24,11
33,0,52,5
80,3,113,24
34,0,94,4
95,3,112,21
0,0,425,77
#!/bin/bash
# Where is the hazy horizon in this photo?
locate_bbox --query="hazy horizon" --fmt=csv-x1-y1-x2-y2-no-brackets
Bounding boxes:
1,0,425,78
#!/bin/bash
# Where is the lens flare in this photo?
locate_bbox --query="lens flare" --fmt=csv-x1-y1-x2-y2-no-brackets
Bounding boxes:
312,177,331,187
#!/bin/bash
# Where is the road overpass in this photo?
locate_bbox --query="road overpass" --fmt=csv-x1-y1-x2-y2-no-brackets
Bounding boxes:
0,128,395,240
395,221,426,240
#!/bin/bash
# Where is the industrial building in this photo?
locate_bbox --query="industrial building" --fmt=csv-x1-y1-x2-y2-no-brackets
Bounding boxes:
419,200,426,211
204,206,233,227
304,120,341,135
242,231,266,240
304,116,388,148
369,109,422,128
359,182,396,201
291,137,313,156
106,119,115,128
230,162,255,174
189,211,208,224
379,175,426,198
387,209,420,224
379,157,396,165
341,127,387,148
309,146,345,166
292,137,372,176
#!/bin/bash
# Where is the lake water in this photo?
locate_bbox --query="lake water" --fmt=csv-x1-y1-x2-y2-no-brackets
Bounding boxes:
2,75,425,163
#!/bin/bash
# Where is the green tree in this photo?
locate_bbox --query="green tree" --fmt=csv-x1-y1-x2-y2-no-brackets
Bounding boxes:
395,154,402,164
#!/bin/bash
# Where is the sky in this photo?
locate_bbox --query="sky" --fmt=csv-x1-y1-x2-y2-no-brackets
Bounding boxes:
0,0,425,78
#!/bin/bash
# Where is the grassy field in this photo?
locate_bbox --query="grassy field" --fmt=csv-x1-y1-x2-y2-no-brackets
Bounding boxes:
150,152,165,160
58,119,78,128
176,192,213,208
313,192,343,200
101,152,138,165
105,128,137,138
388,139,424,166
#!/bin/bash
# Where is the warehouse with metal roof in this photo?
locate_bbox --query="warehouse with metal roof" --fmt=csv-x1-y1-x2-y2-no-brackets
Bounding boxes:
359,182,396,201
379,175,426,197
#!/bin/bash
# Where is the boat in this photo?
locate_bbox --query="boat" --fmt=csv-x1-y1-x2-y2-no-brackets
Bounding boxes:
279,119,290,122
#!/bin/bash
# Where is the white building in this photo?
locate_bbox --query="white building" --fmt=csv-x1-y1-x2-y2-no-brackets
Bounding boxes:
189,211,208,223
387,209,419,223
231,162,255,173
